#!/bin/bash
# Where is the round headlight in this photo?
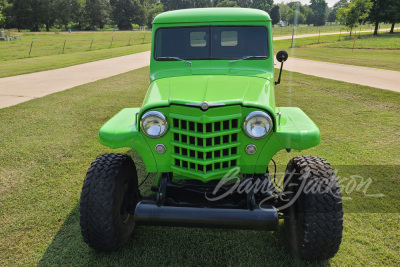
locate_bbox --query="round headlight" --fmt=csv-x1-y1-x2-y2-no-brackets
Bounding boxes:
140,111,167,138
244,111,273,139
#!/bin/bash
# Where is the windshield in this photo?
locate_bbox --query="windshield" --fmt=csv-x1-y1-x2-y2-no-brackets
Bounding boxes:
155,26,269,60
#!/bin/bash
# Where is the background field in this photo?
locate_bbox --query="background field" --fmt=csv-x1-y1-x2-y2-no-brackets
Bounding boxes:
0,67,399,266
0,31,151,78
1,27,399,78
274,32,400,71
271,23,395,36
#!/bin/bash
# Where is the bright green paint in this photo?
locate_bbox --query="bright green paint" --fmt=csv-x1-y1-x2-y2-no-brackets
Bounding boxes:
153,8,271,24
139,75,276,119
98,8,321,183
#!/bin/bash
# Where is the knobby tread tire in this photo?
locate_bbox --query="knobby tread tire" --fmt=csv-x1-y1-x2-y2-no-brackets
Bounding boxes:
283,156,343,260
80,153,139,251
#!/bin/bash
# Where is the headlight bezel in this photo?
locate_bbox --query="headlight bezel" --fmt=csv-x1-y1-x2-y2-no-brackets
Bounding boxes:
140,111,168,138
243,111,273,139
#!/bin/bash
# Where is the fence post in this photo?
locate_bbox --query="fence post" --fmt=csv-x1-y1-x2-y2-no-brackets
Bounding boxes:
290,28,295,48
62,38,66,54
90,37,94,49
29,39,34,56
128,34,133,45
318,29,320,43
110,35,114,47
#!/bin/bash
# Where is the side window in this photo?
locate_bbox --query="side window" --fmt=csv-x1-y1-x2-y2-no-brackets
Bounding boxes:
221,31,238,47
190,32,207,47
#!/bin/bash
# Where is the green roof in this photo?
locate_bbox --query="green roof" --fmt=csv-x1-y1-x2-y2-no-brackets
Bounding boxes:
153,8,271,24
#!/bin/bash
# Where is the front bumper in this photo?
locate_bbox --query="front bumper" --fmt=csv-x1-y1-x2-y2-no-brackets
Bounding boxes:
134,201,279,231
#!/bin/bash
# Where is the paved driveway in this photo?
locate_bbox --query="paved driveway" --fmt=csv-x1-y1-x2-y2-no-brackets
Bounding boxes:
1,31,399,109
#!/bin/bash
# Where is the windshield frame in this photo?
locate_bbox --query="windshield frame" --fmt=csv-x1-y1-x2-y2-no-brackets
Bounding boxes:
153,25,270,61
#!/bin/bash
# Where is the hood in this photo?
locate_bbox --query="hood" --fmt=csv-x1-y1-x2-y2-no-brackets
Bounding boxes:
140,74,276,116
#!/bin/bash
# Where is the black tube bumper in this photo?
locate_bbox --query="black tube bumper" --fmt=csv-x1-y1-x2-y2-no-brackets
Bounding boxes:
134,202,279,231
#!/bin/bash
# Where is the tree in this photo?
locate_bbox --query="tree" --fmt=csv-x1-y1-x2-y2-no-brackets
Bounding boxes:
11,0,46,31
110,0,146,30
287,6,306,25
217,0,238,7
161,0,193,11
193,0,212,7
251,0,273,13
327,7,336,22
147,3,163,28
84,0,111,29
337,0,373,35
237,0,251,8
303,6,314,25
386,0,400,33
328,0,347,23
368,0,400,35
278,3,290,21
54,0,83,29
0,5,5,26
310,0,328,26
270,5,280,25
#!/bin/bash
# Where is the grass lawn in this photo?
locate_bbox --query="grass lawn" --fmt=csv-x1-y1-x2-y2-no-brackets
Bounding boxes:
271,23,395,37
1,67,399,266
0,31,151,78
274,32,400,71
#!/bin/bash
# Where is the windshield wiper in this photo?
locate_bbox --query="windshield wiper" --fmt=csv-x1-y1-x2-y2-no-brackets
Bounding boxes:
229,56,268,65
157,57,192,66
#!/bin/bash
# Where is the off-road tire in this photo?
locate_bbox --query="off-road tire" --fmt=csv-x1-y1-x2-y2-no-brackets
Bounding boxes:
283,156,343,260
80,153,140,251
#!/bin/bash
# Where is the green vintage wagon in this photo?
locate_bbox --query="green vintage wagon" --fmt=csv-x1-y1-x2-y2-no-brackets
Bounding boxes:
79,8,343,260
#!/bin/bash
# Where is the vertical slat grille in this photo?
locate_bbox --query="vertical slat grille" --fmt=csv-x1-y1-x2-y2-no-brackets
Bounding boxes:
171,109,241,178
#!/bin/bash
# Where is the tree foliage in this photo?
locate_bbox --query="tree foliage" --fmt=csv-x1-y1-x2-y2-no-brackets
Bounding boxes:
277,3,290,21
161,0,192,11
368,0,400,34
337,0,373,35
270,5,280,25
217,0,239,7
251,0,273,13
385,0,400,33
147,3,163,28
287,5,306,25
84,0,111,29
3,0,395,33
310,0,328,26
0,5,5,26
110,0,146,30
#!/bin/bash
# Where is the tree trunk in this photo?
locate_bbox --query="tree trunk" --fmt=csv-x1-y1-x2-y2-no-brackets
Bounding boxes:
46,23,50,32
374,21,379,35
390,22,395,33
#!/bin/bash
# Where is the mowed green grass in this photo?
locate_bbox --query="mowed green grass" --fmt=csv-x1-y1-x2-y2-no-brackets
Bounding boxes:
0,67,399,266
274,32,400,71
271,23,395,37
0,31,151,78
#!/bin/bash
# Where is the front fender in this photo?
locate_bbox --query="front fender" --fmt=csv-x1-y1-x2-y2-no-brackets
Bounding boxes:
254,107,320,173
98,108,157,172
274,107,321,150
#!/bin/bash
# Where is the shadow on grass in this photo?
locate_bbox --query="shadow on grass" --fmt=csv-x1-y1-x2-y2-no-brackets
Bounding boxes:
38,204,331,266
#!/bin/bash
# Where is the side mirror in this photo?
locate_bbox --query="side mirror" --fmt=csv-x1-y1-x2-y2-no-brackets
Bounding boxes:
275,50,288,85
276,50,288,63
